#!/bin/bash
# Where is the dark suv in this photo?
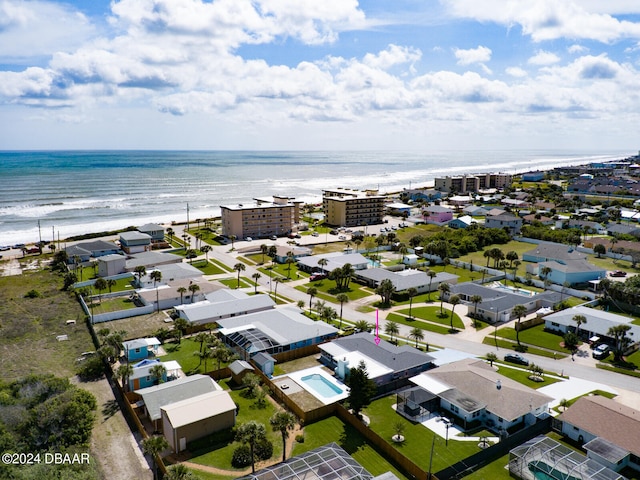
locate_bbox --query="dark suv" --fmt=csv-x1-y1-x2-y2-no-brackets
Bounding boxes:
504,353,529,366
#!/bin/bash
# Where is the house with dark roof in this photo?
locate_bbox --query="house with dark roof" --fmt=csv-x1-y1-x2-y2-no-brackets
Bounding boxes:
485,211,522,234
319,333,434,394
138,223,165,242
65,240,121,263
558,395,640,473
410,358,552,433
444,282,561,323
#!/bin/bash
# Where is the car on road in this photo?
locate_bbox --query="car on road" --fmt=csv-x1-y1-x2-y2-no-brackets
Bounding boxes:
609,270,627,277
245,237,253,242
504,353,529,366
0,246,10,251
338,235,346,240
592,344,610,360
311,232,319,237
270,235,277,240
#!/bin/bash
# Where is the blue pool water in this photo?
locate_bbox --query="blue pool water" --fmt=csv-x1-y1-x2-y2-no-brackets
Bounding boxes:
300,374,343,398
368,259,381,267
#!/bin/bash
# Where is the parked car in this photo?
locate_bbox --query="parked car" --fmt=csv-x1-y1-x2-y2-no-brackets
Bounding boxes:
309,273,326,281
311,232,319,237
504,353,529,366
0,246,10,251
245,237,253,242
338,235,346,240
270,235,277,240
609,270,627,277
592,344,610,360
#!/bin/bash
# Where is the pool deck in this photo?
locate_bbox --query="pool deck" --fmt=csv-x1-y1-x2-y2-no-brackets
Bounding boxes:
281,366,350,405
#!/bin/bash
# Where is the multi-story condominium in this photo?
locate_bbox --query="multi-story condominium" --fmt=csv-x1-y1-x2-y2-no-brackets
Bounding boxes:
434,173,513,193
322,188,386,227
220,196,302,239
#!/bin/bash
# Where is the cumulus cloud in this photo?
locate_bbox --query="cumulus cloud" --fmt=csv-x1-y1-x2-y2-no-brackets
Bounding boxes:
0,0,96,60
568,44,588,54
454,45,492,65
441,0,640,42
528,50,561,65
506,67,528,77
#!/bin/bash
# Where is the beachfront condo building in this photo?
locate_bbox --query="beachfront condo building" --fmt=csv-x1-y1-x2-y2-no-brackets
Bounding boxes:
220,196,302,239
322,188,386,227
434,173,512,193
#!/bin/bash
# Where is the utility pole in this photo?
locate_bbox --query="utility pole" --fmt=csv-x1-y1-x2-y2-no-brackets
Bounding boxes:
186,203,190,233
37,220,42,250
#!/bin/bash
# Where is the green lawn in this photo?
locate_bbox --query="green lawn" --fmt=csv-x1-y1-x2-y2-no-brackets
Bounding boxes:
385,312,452,336
363,395,489,473
462,453,511,480
291,416,409,480
494,324,571,353
482,337,566,360
456,240,542,279
495,365,562,389
191,259,227,275
295,279,372,303
90,296,138,314
159,338,234,375
209,258,233,273
395,305,466,330
187,379,283,472
218,277,254,289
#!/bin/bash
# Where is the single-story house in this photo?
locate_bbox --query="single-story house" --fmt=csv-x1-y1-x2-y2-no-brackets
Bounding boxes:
354,268,457,294
544,305,640,342
274,245,312,264
319,333,434,394
530,259,606,286
138,278,219,310
138,223,165,242
523,242,587,264
463,205,490,217
448,195,473,207
523,213,554,226
136,263,203,288
400,188,441,202
64,244,93,263
218,307,338,360
124,251,183,272
128,358,183,390
97,254,127,277
485,211,522,234
161,390,236,453
563,219,606,235
386,202,412,216
122,337,161,362
119,231,152,254
410,358,552,433
135,374,224,432
297,252,369,273
65,240,121,263
175,291,275,326
445,282,561,323
606,223,640,238
423,205,454,224
558,395,640,473
448,215,475,229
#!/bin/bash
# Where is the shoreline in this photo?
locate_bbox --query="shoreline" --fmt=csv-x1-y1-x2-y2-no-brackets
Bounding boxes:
1,153,634,246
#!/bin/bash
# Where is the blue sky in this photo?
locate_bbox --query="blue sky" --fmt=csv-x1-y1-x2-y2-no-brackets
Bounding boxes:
1,0,640,151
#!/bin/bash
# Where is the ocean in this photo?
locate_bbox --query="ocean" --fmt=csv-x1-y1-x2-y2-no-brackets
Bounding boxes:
0,150,631,245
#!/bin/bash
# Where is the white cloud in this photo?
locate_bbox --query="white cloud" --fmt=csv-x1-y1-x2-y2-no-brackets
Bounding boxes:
362,44,422,70
528,50,561,65
441,0,640,42
568,44,588,54
506,67,528,77
454,45,492,65
0,0,96,60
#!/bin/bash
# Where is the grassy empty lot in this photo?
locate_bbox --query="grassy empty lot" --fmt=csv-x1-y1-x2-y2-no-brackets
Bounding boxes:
191,259,228,275
395,305,466,330
0,266,95,381
494,324,572,353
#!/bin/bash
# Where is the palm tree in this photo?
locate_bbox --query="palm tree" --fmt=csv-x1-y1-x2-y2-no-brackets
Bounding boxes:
188,283,200,303
483,249,492,267
270,412,297,462
201,244,212,262
165,463,197,480
572,314,587,338
142,435,169,480
409,327,424,348
499,260,508,285
540,266,552,282
150,270,162,312
166,227,174,244
608,324,632,362
106,278,117,293
513,304,527,346
306,287,318,314
314,299,326,319
406,287,418,319
230,234,237,249
438,282,450,315
194,331,209,353
235,421,268,474
252,272,262,293
149,363,166,385
116,363,133,391
177,286,187,304
234,262,246,289
134,265,146,285
260,244,268,264
354,319,372,333
336,293,349,328
449,295,460,331
506,251,518,268
398,243,408,262
426,270,437,302
317,257,328,273
486,352,497,367
94,278,107,302
285,252,295,279
471,294,483,321
297,300,305,311
384,321,399,343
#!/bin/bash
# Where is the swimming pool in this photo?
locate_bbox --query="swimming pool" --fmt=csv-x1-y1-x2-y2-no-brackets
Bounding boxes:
301,373,344,398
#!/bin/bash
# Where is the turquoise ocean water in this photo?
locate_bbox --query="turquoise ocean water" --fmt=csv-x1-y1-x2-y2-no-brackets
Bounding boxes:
0,150,630,245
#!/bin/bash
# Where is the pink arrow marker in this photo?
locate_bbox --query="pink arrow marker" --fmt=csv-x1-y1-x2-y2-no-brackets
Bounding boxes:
375,309,381,345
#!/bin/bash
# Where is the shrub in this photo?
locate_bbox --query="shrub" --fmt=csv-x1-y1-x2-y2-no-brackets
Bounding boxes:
24,289,41,298
76,355,105,380
255,438,273,460
231,445,252,468
295,434,305,443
